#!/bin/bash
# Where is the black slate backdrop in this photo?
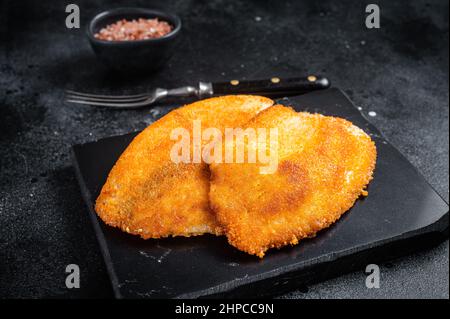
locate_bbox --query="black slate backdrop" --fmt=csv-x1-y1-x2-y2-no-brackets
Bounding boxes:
0,0,448,299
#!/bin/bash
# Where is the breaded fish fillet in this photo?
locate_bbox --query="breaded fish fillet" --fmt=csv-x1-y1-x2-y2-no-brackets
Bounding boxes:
209,105,377,257
95,95,273,238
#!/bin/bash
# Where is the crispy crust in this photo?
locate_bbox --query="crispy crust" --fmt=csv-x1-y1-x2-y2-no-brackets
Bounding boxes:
95,95,273,238
209,105,377,257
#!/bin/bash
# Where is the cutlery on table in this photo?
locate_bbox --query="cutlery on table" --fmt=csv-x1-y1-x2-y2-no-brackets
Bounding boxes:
65,75,330,109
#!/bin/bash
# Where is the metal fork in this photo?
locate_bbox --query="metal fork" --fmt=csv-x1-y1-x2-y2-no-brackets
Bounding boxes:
65,76,330,109
65,82,213,109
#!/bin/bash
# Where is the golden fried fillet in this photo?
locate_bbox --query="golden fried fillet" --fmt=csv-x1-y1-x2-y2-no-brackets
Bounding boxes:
95,95,273,238
209,105,377,257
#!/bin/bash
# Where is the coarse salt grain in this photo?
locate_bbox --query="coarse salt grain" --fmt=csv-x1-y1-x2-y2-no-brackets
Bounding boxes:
94,18,173,41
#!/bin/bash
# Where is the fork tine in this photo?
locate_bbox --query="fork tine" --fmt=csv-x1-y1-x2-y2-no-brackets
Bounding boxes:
65,90,149,100
65,98,151,109
65,94,149,103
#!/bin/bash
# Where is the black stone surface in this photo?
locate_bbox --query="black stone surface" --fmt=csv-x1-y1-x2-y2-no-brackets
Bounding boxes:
0,0,448,298
72,89,448,298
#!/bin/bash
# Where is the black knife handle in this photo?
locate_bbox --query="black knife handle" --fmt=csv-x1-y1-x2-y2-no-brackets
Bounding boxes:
210,75,330,97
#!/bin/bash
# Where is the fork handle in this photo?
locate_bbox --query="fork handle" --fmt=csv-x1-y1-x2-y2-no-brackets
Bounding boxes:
166,86,198,97
210,75,330,97
165,76,330,101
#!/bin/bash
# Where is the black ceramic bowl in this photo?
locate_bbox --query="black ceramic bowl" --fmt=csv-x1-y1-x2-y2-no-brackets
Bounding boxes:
87,8,181,73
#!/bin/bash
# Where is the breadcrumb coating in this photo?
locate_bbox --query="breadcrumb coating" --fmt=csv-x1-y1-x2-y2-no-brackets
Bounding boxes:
95,95,273,238
209,105,377,257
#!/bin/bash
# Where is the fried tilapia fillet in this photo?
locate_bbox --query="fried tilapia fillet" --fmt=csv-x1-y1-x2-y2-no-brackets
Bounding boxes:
95,95,273,238
209,105,377,257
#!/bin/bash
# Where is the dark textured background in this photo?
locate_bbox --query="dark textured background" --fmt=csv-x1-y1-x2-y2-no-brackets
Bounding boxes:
0,0,448,299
